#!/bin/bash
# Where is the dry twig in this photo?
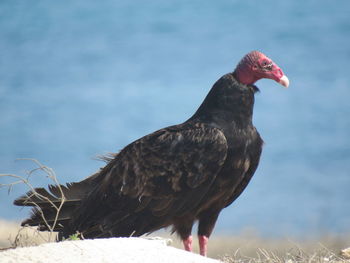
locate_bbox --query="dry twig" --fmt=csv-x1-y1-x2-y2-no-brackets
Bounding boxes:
0,159,65,246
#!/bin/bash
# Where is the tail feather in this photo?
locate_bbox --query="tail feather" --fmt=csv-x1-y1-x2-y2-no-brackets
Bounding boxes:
14,173,100,234
21,205,77,231
14,181,91,207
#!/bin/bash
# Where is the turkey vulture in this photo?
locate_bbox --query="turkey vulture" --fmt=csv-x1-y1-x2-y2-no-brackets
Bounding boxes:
14,51,289,256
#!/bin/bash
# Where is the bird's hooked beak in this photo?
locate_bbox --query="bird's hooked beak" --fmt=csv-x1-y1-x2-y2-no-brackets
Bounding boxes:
278,75,290,88
270,63,290,88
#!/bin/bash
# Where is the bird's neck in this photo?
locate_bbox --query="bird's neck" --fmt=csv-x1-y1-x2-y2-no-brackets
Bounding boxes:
233,65,259,85
189,74,258,128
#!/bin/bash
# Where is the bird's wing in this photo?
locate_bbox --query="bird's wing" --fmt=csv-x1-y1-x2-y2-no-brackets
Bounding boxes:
70,123,228,237
77,123,228,223
113,124,228,199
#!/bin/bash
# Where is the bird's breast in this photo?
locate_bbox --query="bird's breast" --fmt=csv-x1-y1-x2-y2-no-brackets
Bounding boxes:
215,127,261,186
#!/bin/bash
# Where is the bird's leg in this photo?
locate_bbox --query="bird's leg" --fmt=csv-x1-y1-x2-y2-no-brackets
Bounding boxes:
198,209,220,257
183,235,193,252
174,219,194,253
198,235,209,256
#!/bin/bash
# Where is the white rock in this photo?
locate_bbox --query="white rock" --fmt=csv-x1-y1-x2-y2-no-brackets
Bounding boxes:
0,237,221,263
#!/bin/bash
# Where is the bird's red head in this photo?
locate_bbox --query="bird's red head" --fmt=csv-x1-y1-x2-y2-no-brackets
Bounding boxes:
234,51,289,88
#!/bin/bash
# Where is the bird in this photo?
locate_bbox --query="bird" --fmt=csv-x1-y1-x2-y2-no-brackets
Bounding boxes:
14,51,289,256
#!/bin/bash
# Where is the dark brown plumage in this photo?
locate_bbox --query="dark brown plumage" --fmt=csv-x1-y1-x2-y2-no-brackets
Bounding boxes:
14,51,288,256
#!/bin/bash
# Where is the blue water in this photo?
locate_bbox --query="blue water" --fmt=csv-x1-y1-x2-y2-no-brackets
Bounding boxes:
0,0,349,237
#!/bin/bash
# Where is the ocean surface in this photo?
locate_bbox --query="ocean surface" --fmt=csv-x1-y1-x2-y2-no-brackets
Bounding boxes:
0,0,349,237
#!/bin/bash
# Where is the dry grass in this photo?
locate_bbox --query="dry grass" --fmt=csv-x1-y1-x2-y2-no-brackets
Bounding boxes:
151,231,350,262
0,159,64,249
219,242,349,263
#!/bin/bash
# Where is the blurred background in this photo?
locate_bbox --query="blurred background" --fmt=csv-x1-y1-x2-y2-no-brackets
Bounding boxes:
0,0,349,238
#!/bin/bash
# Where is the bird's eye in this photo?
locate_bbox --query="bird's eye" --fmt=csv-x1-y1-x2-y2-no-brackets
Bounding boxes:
261,60,273,70
261,60,270,67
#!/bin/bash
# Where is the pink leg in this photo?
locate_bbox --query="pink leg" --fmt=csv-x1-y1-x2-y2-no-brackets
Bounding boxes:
198,235,209,256
183,235,193,252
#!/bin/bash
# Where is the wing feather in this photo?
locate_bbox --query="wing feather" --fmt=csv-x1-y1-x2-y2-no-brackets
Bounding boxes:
72,123,228,232
116,124,228,198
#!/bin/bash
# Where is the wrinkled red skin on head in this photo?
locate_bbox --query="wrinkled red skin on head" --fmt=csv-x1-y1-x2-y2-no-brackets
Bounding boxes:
234,51,286,86
253,57,285,82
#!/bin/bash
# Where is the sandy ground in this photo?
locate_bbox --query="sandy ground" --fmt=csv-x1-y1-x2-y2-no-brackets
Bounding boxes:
1,219,350,262
0,237,220,263
0,220,57,248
